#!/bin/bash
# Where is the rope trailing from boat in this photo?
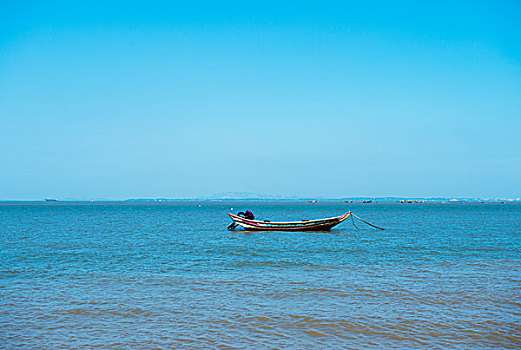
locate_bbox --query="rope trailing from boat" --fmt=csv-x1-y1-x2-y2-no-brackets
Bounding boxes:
351,213,385,230
350,213,360,230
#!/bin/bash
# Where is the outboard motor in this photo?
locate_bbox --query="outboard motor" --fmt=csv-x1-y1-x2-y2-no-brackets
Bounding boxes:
237,210,255,220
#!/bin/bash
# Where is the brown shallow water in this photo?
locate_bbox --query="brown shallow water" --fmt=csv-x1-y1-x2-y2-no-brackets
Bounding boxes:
1,201,520,348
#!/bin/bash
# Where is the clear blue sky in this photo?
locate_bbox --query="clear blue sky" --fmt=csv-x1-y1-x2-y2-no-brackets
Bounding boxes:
1,1,520,200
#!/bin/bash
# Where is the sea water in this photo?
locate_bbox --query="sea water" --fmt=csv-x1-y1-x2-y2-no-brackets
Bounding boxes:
1,201,520,348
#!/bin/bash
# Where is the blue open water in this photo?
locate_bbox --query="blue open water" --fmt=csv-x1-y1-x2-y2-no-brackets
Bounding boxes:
1,201,520,348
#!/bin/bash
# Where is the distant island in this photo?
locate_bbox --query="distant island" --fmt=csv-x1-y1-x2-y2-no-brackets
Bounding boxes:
3,192,517,202
122,192,521,202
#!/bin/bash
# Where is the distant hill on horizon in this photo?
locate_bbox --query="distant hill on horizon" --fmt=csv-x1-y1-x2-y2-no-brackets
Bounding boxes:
120,192,521,202
204,192,300,200
5,193,518,202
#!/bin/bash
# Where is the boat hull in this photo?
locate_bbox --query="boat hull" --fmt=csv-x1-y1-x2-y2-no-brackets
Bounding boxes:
227,212,351,231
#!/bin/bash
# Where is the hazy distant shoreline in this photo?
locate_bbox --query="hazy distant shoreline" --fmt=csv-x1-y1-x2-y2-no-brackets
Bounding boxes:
1,198,520,203
2,191,520,203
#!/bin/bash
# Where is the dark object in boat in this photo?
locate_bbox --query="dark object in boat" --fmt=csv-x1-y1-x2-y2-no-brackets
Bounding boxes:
237,210,255,220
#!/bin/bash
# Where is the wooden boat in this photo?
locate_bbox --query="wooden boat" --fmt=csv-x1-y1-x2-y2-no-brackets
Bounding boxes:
227,211,351,231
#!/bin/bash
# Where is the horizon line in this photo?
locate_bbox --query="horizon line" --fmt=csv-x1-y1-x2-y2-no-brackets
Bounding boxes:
1,196,520,202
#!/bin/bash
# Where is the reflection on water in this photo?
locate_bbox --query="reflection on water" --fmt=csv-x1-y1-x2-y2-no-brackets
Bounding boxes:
1,202,520,348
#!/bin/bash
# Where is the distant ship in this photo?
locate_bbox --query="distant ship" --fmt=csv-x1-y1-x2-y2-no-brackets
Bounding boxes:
45,199,58,202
